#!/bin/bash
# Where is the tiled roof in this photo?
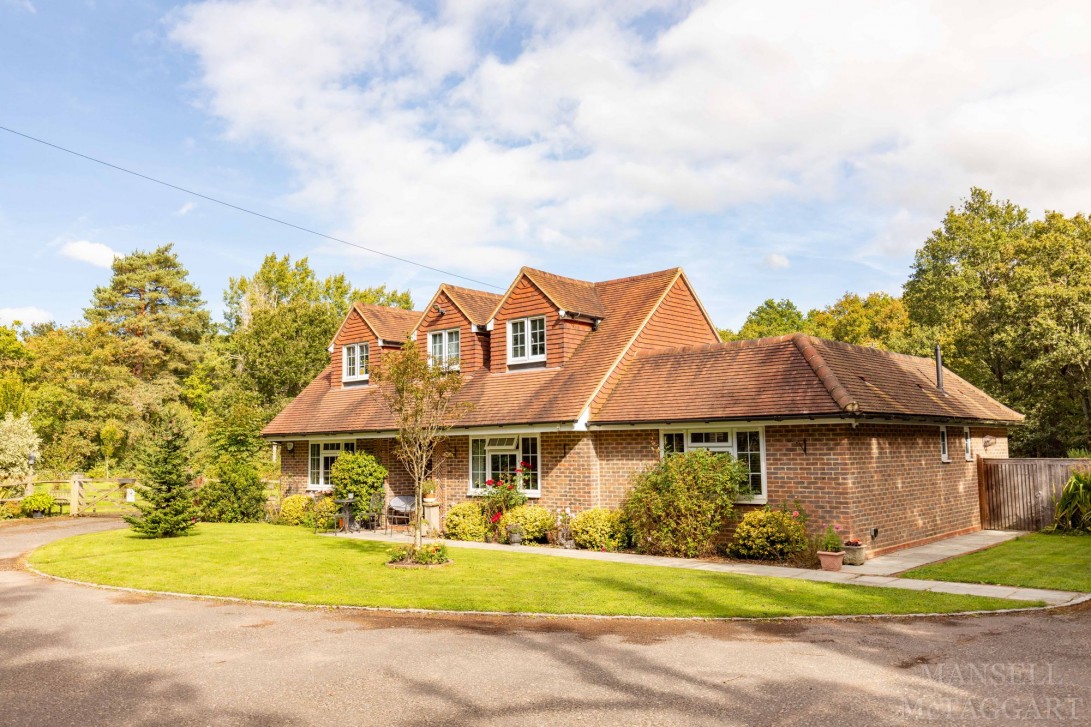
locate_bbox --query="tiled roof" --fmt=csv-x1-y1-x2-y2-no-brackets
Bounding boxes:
355,303,421,342
592,333,1023,424
262,268,682,436
442,285,503,326
521,267,607,319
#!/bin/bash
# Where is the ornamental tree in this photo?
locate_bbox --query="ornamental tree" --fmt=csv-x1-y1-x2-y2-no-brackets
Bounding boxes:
124,408,198,537
0,412,40,484
372,339,470,549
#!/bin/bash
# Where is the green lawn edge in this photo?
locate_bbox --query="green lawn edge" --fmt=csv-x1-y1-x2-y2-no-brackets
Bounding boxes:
903,532,1091,593
29,523,1038,618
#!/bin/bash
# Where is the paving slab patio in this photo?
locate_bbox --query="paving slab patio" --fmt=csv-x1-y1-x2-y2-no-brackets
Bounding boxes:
338,528,1086,607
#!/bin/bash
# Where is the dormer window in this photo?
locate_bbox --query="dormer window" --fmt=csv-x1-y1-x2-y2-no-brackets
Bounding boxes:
508,316,546,365
343,342,369,382
429,328,460,370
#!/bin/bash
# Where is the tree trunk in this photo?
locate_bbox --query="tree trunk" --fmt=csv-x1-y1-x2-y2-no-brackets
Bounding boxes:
414,481,422,549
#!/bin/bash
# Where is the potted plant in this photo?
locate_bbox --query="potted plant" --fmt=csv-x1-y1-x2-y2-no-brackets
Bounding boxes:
507,522,524,545
817,525,845,571
843,537,867,566
421,479,438,505
21,493,55,519
554,508,576,549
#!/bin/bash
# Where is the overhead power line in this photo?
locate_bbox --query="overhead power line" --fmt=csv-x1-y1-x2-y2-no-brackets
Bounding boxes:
0,124,503,290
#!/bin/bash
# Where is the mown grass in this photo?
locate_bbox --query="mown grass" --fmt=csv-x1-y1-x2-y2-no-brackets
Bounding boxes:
904,532,1091,593
29,523,1036,618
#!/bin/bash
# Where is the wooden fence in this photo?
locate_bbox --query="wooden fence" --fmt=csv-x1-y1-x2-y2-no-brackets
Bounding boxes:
978,457,1091,531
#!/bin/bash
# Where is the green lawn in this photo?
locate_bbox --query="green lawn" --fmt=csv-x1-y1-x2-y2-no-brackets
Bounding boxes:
29,523,1036,618
904,533,1091,593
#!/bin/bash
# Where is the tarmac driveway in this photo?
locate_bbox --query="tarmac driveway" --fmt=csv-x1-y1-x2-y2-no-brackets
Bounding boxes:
1,518,1088,726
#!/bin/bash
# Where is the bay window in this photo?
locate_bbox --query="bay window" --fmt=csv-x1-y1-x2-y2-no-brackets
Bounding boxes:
508,316,546,364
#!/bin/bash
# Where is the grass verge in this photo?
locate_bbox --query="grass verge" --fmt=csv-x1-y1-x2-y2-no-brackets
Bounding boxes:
904,532,1091,593
29,523,1038,618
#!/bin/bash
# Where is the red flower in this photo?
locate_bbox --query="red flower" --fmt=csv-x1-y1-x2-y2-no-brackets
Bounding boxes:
520,461,532,469
507,484,515,490
792,510,799,518
491,512,502,523
485,479,495,487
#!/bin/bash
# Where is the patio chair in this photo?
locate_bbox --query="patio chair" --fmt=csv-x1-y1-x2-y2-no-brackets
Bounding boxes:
386,495,415,536
358,491,383,531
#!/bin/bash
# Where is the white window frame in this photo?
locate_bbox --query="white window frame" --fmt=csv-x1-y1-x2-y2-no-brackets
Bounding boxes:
342,342,369,383
507,316,546,365
429,328,461,371
659,426,767,504
963,426,973,461
308,440,356,491
468,434,540,498
939,425,950,463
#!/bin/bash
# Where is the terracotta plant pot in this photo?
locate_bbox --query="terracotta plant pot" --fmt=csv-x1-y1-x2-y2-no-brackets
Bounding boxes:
817,550,845,571
843,544,867,566
422,497,438,505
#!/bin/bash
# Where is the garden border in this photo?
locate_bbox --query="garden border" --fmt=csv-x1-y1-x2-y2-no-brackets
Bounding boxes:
23,559,1089,623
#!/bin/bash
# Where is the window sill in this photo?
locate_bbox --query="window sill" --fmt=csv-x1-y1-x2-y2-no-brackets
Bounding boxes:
467,489,541,499
507,356,546,367
342,376,369,384
736,496,768,506
306,485,333,493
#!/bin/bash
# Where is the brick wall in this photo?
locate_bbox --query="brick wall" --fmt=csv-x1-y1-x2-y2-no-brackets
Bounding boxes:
278,423,1008,555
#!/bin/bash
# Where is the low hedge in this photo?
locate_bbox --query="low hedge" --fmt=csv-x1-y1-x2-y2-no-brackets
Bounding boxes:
443,501,488,541
729,508,808,560
498,505,555,543
570,508,625,551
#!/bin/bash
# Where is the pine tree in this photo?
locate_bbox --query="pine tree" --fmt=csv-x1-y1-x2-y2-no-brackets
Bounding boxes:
124,409,198,537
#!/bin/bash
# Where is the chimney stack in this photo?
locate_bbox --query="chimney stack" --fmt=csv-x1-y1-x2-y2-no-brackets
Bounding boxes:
934,344,945,393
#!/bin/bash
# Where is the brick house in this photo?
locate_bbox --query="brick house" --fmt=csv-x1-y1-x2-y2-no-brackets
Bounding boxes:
262,266,1021,556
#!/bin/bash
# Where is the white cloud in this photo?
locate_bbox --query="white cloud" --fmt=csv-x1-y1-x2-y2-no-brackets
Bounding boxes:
58,240,120,268
764,253,790,270
0,307,52,326
175,201,197,216
168,0,1091,275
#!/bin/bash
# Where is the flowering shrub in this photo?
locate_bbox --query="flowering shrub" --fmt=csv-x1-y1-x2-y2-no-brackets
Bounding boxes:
622,448,747,557
389,542,449,565
443,501,488,541
570,508,624,551
498,505,555,544
20,493,55,516
729,508,808,560
481,469,530,538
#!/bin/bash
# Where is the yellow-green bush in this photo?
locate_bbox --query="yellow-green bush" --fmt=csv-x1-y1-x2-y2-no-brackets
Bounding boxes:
499,505,555,543
310,496,338,530
729,508,807,560
443,501,488,541
0,501,21,519
571,508,624,551
277,495,311,526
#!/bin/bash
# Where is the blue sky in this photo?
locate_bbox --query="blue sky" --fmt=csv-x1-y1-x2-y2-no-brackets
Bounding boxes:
4,1,1090,330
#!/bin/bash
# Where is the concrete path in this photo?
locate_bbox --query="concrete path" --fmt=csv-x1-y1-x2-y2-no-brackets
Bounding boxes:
851,529,1023,576
339,529,1085,607
5,518,1091,726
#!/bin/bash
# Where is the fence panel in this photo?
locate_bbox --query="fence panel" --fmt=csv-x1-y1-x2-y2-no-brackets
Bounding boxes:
979,458,1091,530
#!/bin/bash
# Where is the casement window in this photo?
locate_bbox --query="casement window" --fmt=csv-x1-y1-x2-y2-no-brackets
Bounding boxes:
469,435,539,496
963,427,973,461
429,328,461,370
507,316,546,364
939,426,950,463
660,428,766,501
342,343,369,382
308,440,356,490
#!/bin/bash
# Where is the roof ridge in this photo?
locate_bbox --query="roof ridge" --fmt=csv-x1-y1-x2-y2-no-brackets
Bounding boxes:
594,267,683,287
791,333,859,413
442,283,503,299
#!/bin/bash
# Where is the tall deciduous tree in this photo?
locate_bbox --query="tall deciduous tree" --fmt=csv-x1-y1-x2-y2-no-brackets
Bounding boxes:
373,340,470,549
86,244,210,383
721,298,807,341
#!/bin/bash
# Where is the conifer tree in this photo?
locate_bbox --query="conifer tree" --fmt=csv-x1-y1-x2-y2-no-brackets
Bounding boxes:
124,408,197,537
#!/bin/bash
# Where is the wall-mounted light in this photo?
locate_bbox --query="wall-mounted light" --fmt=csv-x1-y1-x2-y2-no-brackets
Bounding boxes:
285,442,295,452
796,438,808,454
983,435,996,449
432,303,445,315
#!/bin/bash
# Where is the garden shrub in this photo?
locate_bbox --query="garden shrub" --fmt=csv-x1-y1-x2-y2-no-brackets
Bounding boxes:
443,501,488,541
330,452,387,518
277,494,312,526
498,505,555,544
20,493,55,516
0,412,41,482
1051,471,1091,532
1,501,22,519
622,448,748,557
571,508,624,551
309,495,338,530
198,459,267,523
729,508,808,560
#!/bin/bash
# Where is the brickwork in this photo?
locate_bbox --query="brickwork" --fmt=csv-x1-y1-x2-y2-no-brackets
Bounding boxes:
280,441,310,496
